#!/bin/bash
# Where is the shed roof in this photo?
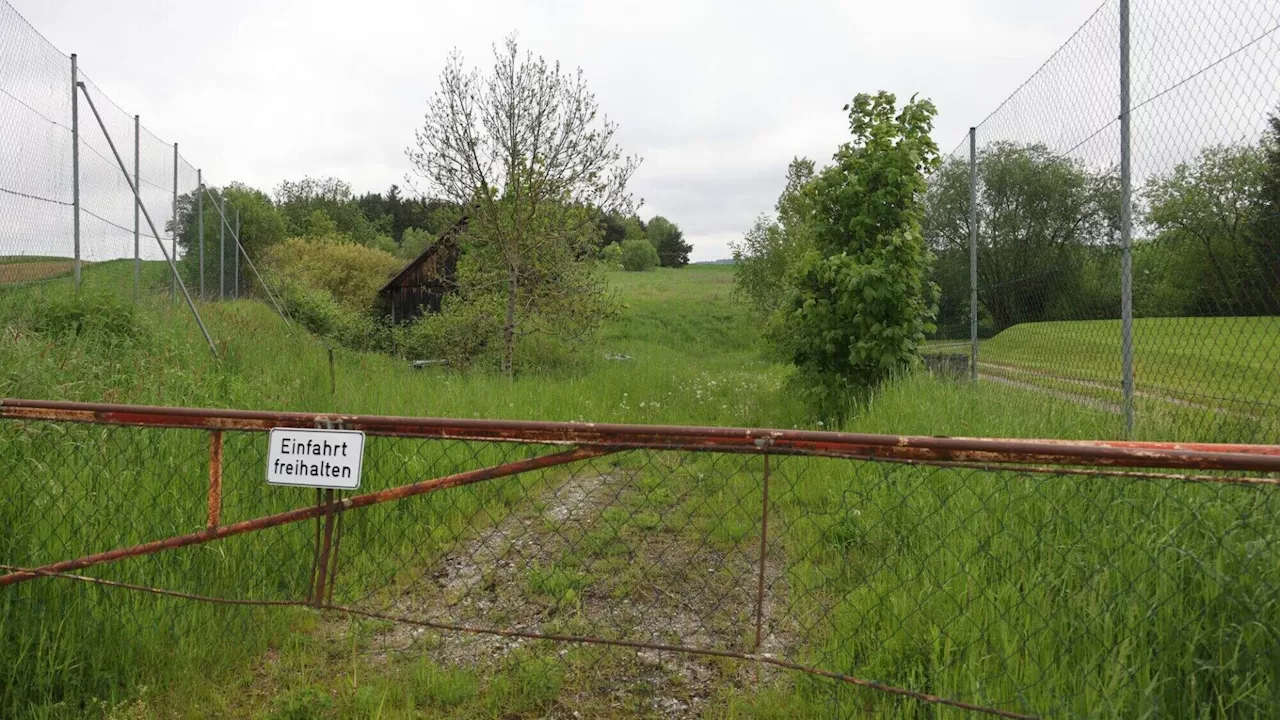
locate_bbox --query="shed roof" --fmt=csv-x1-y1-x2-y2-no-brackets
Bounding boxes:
379,216,468,295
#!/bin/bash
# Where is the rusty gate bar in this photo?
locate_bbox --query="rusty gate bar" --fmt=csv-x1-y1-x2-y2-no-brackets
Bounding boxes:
2,399,1278,472
0,446,615,587
207,430,222,530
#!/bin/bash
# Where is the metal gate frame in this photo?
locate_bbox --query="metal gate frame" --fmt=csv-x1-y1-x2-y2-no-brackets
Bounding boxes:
3,398,1279,718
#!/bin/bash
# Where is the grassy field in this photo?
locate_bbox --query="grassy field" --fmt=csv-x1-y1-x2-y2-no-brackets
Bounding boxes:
0,255,79,285
927,317,1280,441
1,262,1277,718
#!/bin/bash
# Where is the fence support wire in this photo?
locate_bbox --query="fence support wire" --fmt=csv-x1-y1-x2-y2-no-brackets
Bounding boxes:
76,82,217,356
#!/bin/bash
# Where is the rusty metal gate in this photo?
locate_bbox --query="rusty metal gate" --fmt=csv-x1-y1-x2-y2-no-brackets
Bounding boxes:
2,399,1279,718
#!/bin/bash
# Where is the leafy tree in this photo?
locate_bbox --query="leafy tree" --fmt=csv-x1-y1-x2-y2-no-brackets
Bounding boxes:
408,35,638,375
398,227,435,259
171,182,287,299
646,215,692,267
1144,143,1277,315
731,158,815,318
924,142,1119,331
620,237,659,271
598,212,629,249
769,93,939,411
1256,108,1280,287
275,176,384,247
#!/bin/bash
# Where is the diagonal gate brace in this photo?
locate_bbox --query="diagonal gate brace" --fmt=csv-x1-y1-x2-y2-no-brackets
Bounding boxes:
0,446,615,587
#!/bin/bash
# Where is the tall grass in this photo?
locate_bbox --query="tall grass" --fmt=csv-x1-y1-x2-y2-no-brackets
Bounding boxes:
1,261,1276,717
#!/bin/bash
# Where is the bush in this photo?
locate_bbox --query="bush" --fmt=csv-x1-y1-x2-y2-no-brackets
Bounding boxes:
619,238,659,271
261,235,401,314
599,242,624,269
396,294,505,368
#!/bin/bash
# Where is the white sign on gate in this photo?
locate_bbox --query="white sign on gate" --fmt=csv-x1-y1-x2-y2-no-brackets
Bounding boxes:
266,428,365,490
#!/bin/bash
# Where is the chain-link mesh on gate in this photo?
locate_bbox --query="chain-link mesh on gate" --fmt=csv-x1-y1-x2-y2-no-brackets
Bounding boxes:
2,400,1279,718
924,0,1280,444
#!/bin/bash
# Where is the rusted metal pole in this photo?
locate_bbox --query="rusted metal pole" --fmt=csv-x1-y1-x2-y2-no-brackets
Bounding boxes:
0,446,614,587
313,489,337,606
753,453,770,653
207,430,223,530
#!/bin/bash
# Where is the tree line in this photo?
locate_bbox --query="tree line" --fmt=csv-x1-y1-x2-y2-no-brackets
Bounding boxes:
925,113,1280,339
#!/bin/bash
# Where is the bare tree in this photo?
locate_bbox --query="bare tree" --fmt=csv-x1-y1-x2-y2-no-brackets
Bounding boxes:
408,35,640,376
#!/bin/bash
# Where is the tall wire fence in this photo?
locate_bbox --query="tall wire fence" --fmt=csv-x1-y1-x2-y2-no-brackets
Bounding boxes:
0,0,270,324
925,0,1280,445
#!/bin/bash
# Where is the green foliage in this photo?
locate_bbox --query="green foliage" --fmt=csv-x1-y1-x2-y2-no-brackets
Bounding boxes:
769,92,939,412
262,235,401,315
1143,142,1278,315
646,215,693,267
274,176,384,247
599,241,624,268
301,208,339,238
732,158,815,318
409,36,638,375
266,686,335,720
396,293,505,367
397,227,435,259
620,237,660,271
411,662,479,709
924,142,1119,334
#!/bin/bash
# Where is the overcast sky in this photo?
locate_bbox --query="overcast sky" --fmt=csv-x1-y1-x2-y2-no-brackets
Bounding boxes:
10,0,1106,260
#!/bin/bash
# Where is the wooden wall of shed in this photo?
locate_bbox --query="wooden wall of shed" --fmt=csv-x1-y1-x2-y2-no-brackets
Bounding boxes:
387,243,460,324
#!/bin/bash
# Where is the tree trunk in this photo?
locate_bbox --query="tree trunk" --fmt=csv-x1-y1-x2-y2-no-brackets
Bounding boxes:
502,265,517,377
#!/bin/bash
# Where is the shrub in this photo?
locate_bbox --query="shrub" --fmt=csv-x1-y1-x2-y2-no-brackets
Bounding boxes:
261,235,401,314
619,238,659,271
396,294,505,368
599,241,624,269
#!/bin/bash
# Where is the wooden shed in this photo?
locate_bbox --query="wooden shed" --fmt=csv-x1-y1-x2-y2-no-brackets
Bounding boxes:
379,217,467,324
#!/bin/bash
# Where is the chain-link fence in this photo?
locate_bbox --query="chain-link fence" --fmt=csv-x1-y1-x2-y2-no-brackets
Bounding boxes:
924,0,1280,445
0,0,279,336
2,399,1278,718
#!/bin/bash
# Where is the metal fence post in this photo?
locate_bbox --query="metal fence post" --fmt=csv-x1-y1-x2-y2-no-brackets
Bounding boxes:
969,126,979,385
71,54,80,294
197,169,204,299
234,209,240,299
133,115,140,302
1119,0,1135,436
171,143,178,302
219,195,225,300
